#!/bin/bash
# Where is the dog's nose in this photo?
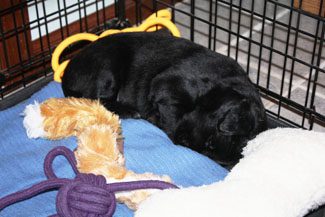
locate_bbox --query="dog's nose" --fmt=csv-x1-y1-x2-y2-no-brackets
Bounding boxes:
205,143,216,151
204,136,216,151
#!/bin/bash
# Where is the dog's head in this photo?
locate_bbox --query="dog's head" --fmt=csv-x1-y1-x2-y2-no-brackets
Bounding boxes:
174,87,267,167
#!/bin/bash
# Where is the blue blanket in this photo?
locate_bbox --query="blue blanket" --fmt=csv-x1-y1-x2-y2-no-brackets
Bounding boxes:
0,82,228,217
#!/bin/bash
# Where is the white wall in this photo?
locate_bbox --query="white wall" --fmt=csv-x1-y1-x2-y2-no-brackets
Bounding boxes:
28,0,114,40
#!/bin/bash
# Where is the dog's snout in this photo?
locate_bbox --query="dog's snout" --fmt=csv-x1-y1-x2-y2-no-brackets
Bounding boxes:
204,136,216,151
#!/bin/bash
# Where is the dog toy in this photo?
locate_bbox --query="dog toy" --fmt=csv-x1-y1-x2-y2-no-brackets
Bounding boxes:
135,128,325,217
52,9,180,83
0,146,177,216
23,97,174,210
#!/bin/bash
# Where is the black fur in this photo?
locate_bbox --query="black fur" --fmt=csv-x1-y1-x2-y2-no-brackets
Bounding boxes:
62,31,267,166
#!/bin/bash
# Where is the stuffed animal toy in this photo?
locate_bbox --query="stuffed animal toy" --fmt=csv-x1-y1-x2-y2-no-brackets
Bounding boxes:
135,128,325,217
23,97,172,210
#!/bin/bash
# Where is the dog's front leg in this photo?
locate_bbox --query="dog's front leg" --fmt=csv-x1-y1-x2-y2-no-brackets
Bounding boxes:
101,100,141,119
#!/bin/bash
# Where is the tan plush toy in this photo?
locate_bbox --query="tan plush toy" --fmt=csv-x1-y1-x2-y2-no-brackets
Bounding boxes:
23,97,172,210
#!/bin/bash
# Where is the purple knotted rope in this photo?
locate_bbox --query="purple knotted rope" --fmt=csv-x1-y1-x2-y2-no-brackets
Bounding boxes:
0,146,178,217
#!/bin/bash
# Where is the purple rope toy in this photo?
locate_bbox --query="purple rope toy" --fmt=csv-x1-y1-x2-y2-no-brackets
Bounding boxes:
0,146,178,217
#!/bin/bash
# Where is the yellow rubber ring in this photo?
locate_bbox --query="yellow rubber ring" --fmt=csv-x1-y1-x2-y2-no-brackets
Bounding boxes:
138,18,180,37
54,60,70,83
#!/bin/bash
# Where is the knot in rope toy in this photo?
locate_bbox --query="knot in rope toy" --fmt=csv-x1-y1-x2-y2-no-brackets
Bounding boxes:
52,9,181,83
0,146,178,217
56,173,116,217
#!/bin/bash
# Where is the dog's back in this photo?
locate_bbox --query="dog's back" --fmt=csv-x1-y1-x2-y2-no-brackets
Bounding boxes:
62,31,267,166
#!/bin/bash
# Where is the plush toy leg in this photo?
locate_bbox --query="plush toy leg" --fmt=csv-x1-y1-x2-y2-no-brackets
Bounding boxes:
135,128,325,217
114,171,172,210
23,97,121,140
75,123,171,210
75,124,126,179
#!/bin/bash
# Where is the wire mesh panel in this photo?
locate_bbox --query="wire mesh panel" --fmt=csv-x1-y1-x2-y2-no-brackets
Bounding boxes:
0,1,324,216
0,0,117,105
147,0,325,131
1,0,324,132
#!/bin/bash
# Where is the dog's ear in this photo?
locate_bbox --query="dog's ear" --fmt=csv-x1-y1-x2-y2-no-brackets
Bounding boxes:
218,99,253,136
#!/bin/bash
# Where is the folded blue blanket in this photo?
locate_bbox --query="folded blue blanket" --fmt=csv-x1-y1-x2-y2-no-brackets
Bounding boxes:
0,82,228,217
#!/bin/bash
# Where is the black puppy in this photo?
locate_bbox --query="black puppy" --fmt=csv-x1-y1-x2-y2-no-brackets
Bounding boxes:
62,31,267,166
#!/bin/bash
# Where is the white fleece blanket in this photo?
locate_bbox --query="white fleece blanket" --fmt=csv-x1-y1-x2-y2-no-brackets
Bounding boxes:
135,128,325,217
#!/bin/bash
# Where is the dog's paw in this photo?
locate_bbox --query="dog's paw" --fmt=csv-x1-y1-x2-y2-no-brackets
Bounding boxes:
105,17,131,30
101,101,141,119
118,109,141,119
23,101,46,139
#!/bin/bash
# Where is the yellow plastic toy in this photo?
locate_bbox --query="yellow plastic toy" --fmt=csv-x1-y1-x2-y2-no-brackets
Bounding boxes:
52,9,180,83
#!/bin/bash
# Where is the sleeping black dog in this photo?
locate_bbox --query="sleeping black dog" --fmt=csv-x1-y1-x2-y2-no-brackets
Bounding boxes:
61,31,267,166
